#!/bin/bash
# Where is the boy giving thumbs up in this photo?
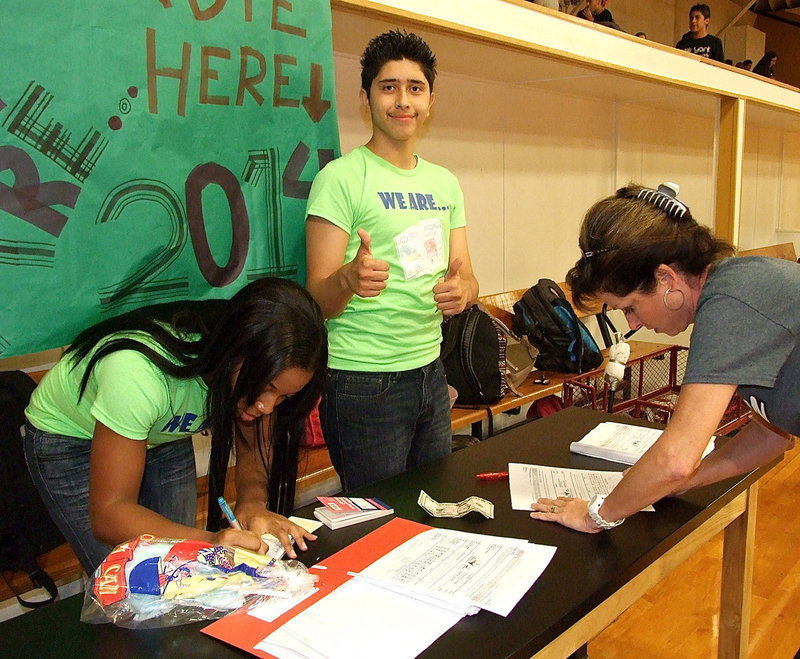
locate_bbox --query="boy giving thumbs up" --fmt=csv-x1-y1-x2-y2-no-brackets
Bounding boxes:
304,30,478,491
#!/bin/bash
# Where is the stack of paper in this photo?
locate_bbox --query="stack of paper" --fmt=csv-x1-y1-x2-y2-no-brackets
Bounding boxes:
509,463,655,512
235,519,556,659
257,576,464,658
569,421,715,465
313,496,394,529
351,527,555,617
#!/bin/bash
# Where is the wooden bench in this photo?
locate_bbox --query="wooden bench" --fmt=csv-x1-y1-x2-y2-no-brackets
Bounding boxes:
478,282,607,339
738,242,797,261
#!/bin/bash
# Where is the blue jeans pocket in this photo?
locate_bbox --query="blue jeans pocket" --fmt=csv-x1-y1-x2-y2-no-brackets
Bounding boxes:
31,430,91,463
336,370,398,400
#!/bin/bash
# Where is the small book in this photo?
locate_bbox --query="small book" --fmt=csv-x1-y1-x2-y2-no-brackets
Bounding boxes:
570,421,715,465
313,496,394,530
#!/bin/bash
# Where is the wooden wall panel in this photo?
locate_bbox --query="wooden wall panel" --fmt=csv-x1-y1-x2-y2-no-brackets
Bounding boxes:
616,102,716,229
740,124,783,250
780,132,800,232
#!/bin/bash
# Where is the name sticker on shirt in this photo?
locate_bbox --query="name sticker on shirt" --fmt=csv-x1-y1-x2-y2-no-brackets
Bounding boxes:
394,218,444,280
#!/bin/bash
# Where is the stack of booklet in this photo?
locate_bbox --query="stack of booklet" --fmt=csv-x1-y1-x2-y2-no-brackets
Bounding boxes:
313,496,394,529
569,421,715,465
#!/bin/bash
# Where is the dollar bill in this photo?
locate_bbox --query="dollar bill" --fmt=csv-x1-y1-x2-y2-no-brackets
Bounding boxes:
417,490,494,519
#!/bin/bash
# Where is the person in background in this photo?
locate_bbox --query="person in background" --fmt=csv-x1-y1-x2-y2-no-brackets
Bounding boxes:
305,30,479,491
724,58,733,66
24,278,327,573
531,183,797,532
753,51,777,79
576,0,621,30
634,31,647,39
675,4,724,62
742,59,753,71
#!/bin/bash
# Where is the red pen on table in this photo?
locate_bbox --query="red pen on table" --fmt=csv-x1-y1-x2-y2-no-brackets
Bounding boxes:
475,471,509,481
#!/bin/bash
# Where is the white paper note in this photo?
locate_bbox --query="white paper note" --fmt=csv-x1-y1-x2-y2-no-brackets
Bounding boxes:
509,463,655,512
256,578,463,659
356,527,555,617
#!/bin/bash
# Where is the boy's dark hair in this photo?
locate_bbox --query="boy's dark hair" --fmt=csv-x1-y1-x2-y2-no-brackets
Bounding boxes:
360,29,437,97
690,4,711,19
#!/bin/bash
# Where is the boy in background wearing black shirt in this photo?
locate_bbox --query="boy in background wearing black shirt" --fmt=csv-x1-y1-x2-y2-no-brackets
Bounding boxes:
676,4,724,62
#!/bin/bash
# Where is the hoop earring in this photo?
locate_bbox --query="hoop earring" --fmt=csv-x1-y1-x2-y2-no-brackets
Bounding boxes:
663,288,685,311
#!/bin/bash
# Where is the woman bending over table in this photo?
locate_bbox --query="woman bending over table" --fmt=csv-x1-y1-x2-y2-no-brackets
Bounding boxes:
531,183,797,532
24,278,327,572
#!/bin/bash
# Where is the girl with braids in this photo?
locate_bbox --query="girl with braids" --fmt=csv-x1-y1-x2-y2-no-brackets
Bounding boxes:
531,183,798,532
24,278,327,573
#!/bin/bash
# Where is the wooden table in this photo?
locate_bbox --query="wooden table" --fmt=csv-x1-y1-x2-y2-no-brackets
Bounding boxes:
1,407,760,658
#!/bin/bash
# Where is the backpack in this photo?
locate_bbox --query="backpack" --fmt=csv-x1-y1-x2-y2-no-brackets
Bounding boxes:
497,317,539,392
440,305,507,405
440,305,537,405
0,370,65,608
512,279,603,374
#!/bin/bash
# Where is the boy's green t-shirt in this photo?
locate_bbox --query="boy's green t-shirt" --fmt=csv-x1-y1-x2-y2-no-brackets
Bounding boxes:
26,333,208,447
306,146,467,371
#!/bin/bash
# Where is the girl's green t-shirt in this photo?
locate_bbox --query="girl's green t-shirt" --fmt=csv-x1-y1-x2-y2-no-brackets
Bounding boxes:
26,333,208,447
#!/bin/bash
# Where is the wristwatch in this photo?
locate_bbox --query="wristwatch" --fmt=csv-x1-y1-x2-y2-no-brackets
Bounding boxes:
587,494,624,530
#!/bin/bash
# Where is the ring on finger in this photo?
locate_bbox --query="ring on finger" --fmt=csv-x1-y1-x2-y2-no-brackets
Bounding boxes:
550,505,558,514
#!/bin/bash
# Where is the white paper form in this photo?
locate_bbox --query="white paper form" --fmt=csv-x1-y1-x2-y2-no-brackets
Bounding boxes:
509,463,655,512
256,577,464,659
355,528,556,617
394,218,444,280
247,587,317,624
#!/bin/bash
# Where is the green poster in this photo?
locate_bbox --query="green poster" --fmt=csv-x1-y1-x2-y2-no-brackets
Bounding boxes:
0,0,339,357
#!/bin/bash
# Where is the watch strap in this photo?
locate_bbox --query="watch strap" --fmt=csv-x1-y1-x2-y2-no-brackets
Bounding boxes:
587,494,624,529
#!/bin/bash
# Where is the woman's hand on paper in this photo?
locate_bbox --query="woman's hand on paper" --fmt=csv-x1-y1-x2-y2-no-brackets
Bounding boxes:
530,496,602,534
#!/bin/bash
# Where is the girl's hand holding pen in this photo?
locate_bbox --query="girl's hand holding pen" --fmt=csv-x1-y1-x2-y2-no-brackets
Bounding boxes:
215,496,268,553
213,527,268,554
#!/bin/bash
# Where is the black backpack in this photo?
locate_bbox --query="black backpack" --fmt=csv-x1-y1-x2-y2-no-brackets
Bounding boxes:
0,370,65,607
512,279,603,374
440,305,507,405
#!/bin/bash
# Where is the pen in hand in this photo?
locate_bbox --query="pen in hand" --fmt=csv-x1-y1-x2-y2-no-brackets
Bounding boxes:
218,496,242,530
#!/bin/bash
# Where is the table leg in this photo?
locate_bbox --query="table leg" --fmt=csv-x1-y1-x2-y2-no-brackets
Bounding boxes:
719,482,757,658
471,420,484,440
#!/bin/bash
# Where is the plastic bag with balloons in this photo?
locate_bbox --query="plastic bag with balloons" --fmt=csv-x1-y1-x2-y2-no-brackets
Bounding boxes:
80,534,317,628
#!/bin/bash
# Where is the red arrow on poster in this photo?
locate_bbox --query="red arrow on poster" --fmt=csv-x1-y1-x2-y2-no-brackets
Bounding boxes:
302,62,330,123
